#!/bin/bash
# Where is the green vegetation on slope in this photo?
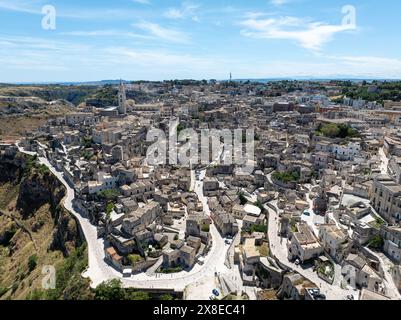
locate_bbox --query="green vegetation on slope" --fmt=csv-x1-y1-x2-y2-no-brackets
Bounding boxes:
316,123,359,139
94,279,176,300
341,81,401,104
273,171,300,183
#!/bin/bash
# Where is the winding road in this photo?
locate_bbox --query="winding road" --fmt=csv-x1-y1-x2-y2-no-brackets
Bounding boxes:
16,142,231,292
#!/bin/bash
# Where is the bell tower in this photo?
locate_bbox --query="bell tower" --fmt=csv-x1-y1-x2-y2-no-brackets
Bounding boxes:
118,79,127,115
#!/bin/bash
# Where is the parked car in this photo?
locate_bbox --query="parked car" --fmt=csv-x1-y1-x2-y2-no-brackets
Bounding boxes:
303,210,311,216
212,289,220,297
295,259,301,265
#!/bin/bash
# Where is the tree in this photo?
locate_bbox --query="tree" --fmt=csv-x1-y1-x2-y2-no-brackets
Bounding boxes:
368,235,384,249
238,192,247,205
254,200,265,213
97,189,119,202
321,123,340,138
105,202,114,216
81,136,92,148
201,223,210,232
177,123,185,134
126,291,151,300
94,279,125,300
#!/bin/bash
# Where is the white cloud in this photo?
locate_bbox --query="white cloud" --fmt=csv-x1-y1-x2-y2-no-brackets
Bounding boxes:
0,0,42,14
244,12,267,19
270,0,288,6
103,47,208,67
164,8,184,19
0,0,144,20
133,21,190,43
163,2,200,21
0,35,90,51
132,0,151,4
326,55,401,78
60,30,153,40
2,35,401,82
240,15,356,50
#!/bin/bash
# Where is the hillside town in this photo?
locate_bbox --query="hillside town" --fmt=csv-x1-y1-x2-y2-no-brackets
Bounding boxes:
2,79,401,301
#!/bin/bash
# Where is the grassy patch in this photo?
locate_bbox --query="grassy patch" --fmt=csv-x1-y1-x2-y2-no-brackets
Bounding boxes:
257,243,269,257
127,254,144,267
0,183,20,210
369,217,386,230
273,171,300,183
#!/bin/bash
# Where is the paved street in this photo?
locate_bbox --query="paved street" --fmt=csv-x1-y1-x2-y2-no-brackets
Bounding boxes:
17,141,398,300
16,142,231,293
379,147,389,174
265,199,359,300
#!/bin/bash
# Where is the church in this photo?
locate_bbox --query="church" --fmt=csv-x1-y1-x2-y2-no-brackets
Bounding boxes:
99,80,127,117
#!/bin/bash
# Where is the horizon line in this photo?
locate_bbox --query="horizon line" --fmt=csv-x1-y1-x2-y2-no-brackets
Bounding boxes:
2,77,401,86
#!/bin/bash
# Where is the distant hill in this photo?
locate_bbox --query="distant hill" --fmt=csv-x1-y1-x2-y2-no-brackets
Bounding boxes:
2,80,130,86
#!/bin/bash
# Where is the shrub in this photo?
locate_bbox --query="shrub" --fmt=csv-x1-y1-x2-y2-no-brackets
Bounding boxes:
238,192,247,205
127,254,144,267
273,171,300,183
254,200,265,213
105,202,115,216
159,266,183,274
28,254,38,272
0,287,8,298
97,189,119,202
37,164,50,175
248,224,267,234
95,279,125,300
126,291,150,300
368,235,384,249
201,223,210,232
94,279,152,300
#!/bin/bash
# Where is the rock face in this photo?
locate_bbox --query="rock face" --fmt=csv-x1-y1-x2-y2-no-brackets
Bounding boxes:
0,153,25,183
0,219,17,246
17,170,65,217
50,207,82,256
0,151,83,256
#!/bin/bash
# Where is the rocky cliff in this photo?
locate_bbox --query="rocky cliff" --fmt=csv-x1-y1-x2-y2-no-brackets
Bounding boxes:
0,151,88,299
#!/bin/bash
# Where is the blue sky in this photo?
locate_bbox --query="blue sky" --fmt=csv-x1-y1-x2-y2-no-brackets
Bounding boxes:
0,0,401,82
